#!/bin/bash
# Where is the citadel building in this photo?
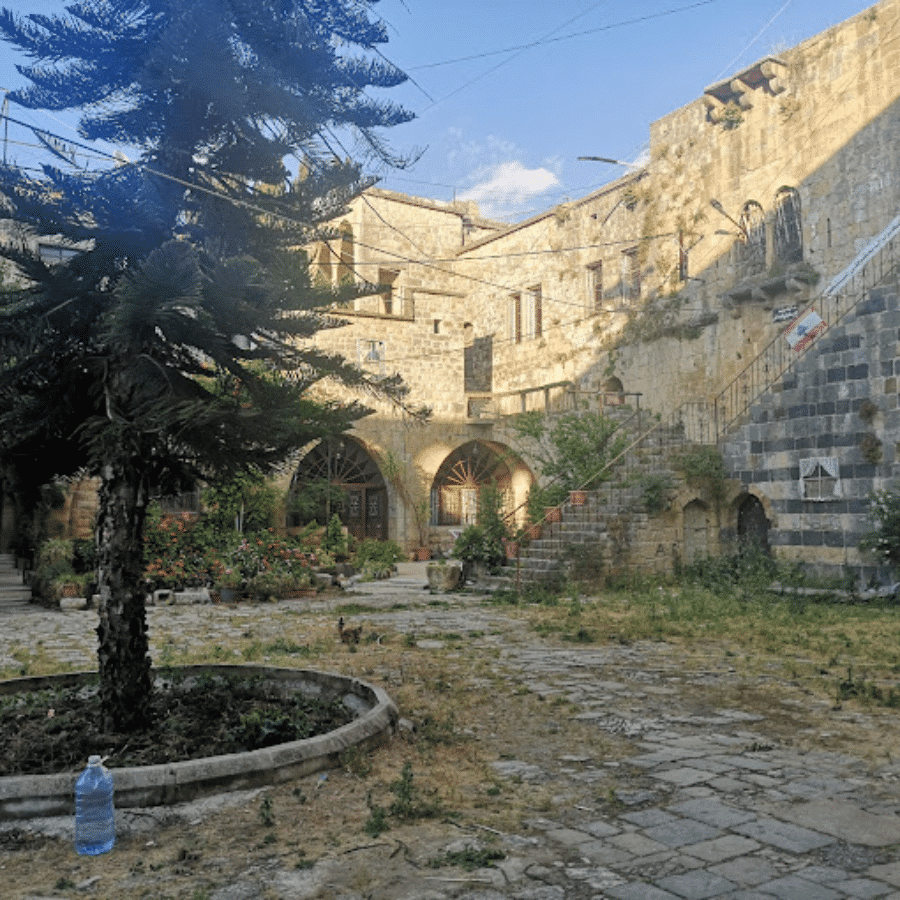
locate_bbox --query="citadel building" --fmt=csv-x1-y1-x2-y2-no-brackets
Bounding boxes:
10,0,900,584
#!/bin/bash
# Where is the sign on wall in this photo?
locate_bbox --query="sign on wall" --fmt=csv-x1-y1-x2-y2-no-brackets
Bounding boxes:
785,309,826,351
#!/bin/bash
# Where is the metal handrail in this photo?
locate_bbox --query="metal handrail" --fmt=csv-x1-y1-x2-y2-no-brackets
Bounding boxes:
712,224,900,439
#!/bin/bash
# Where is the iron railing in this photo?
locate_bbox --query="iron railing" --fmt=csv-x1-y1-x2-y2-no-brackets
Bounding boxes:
712,217,900,439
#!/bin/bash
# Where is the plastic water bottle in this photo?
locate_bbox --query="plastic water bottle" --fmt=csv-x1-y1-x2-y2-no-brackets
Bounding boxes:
74,755,115,855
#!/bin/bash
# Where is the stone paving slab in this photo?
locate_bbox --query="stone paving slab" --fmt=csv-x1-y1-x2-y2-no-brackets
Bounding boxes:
732,817,836,854
656,870,738,898
756,874,842,899
768,799,900,847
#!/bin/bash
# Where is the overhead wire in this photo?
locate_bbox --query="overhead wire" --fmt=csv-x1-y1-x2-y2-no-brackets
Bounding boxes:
2,5,891,373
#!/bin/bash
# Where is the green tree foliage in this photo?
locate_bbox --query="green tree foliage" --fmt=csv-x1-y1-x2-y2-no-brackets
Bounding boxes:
860,487,900,572
510,410,626,522
0,0,417,732
197,469,280,546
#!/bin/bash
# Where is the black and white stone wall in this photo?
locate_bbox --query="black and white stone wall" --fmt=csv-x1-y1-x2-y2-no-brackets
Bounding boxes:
722,281,900,583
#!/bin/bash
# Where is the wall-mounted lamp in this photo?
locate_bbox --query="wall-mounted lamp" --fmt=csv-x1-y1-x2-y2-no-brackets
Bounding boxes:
709,198,747,239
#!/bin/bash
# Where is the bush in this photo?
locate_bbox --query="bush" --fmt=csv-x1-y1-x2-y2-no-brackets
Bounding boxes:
860,487,900,571
353,539,403,571
681,547,777,593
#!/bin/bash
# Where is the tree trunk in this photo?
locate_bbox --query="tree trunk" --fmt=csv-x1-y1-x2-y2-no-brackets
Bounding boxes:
95,452,153,733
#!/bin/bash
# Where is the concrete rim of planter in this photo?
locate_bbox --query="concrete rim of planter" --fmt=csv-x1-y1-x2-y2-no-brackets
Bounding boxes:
0,664,399,820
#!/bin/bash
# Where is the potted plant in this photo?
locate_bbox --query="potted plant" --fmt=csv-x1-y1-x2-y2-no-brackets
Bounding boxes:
246,569,280,603
216,567,244,604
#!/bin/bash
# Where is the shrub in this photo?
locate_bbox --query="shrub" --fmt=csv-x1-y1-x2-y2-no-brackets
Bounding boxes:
860,487,900,571
353,539,404,571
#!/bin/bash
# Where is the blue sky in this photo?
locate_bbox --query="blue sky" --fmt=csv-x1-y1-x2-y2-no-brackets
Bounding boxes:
0,1,879,221
371,0,878,219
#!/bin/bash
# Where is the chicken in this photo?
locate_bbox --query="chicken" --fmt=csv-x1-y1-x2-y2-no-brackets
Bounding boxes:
338,616,362,644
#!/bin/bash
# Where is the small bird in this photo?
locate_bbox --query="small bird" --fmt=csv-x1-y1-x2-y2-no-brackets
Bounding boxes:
338,616,362,644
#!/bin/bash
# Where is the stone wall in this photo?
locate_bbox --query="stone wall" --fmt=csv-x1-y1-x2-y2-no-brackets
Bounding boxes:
723,278,900,581
37,1,900,568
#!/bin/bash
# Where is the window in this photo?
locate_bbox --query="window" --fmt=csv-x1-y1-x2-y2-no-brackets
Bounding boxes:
799,457,840,501
336,223,354,282
622,247,640,301
357,339,385,374
508,293,521,343
315,242,332,284
377,268,399,315
774,187,802,263
737,201,766,276
522,286,541,339
587,262,603,313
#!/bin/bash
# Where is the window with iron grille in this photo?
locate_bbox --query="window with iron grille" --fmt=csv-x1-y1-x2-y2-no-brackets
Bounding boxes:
522,286,541,339
622,247,640,301
737,201,766,276
774,187,802,264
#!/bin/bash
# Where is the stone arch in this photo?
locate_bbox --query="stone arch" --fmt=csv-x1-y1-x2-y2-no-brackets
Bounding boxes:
602,375,625,406
736,492,770,554
773,187,802,264
288,436,387,541
432,440,528,527
682,499,711,564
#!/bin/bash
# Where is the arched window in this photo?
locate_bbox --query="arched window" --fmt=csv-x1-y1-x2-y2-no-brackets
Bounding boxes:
737,494,770,554
602,376,624,406
433,442,513,526
774,187,802,264
289,437,386,540
737,201,766,276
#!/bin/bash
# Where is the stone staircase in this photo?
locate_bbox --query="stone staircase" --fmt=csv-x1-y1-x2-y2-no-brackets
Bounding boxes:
505,420,692,586
0,553,33,611
504,216,900,588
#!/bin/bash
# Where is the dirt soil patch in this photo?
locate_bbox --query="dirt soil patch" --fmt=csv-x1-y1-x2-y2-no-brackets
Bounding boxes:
0,671,354,776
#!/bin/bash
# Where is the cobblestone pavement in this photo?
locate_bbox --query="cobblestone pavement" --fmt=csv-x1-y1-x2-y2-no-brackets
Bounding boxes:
2,566,900,899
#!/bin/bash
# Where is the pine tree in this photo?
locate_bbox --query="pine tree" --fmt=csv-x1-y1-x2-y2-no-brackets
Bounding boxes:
0,0,416,732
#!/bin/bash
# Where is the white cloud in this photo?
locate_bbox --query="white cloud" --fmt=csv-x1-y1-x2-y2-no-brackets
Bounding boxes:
458,160,561,220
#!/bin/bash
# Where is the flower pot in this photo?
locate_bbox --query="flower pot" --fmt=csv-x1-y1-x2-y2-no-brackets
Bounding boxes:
414,547,432,561
545,506,562,523
569,490,587,506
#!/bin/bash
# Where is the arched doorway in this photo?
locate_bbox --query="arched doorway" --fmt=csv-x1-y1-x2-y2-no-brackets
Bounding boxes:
737,493,770,554
289,437,387,541
602,375,624,406
683,499,710,564
433,441,513,526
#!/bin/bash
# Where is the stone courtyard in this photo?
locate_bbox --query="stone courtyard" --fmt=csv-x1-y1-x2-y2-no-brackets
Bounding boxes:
0,564,898,900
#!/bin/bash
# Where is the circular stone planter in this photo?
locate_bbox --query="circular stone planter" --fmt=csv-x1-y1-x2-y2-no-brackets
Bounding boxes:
0,665,398,820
